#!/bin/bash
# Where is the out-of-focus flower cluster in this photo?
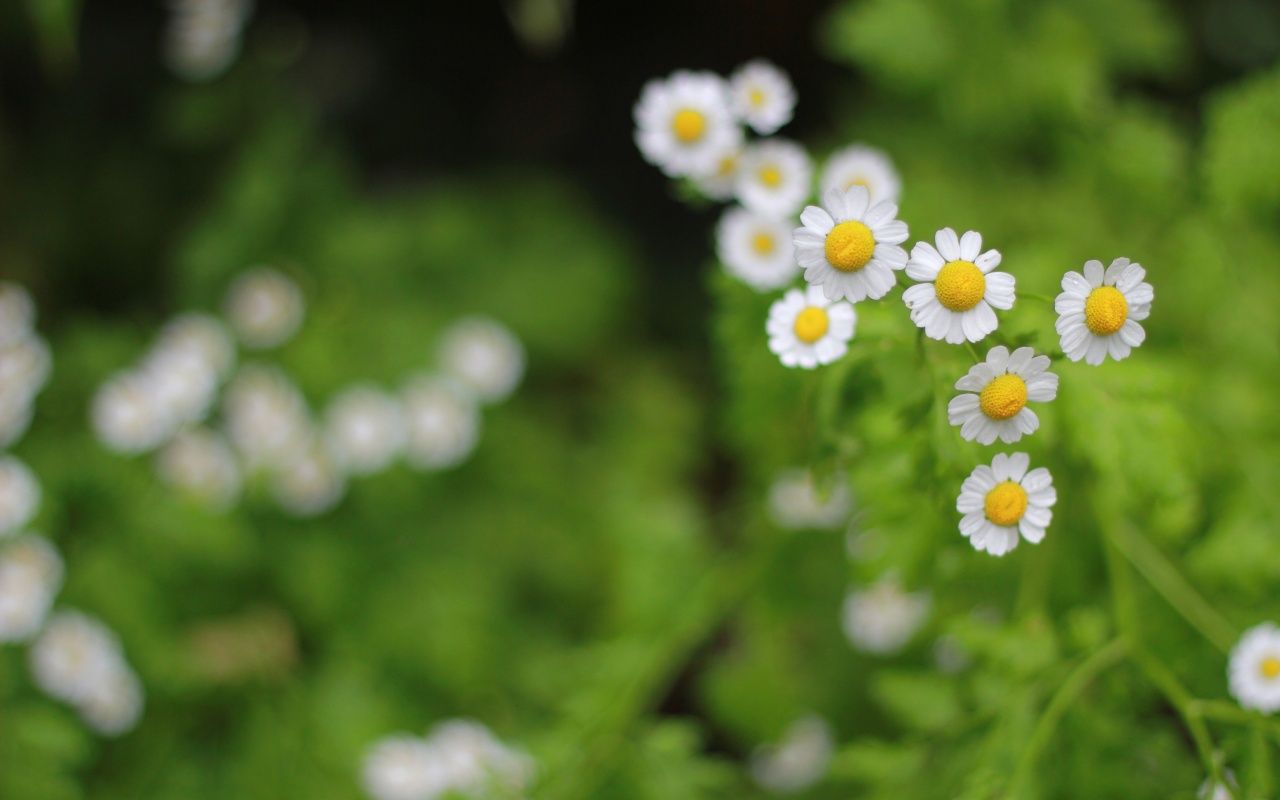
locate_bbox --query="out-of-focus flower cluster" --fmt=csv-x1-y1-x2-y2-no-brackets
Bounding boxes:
362,719,535,800
92,268,526,517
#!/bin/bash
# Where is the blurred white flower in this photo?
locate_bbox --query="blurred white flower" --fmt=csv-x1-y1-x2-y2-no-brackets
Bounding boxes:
1229,621,1280,714
0,393,34,450
716,206,799,292
222,364,312,471
0,456,41,536
0,282,36,347
154,312,237,381
842,575,931,655
272,439,347,517
438,318,526,405
323,385,407,476
692,146,744,201
78,662,145,736
92,371,172,454
633,70,742,179
1199,771,1240,800
361,721,533,800
749,715,833,794
0,535,63,642
362,735,453,800
224,267,305,350
30,611,127,705
729,59,796,135
0,331,52,448
156,427,244,511
735,138,813,218
139,349,221,428
164,0,253,82
767,468,853,530
819,144,901,206
402,377,481,470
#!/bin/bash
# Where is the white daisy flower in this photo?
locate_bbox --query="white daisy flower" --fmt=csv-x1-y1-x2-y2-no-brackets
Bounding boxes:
0,456,41,536
0,282,36,347
633,70,742,178
0,393,34,450
437,317,526,405
716,207,799,292
729,59,796,135
361,734,453,800
902,228,1014,344
0,535,63,643
402,377,481,471
793,186,909,302
153,312,237,381
947,346,1058,445
221,364,312,471
766,285,856,369
841,575,931,655
766,468,852,530
156,427,244,511
428,719,535,795
749,716,833,794
224,267,305,350
323,385,407,476
819,144,902,206
0,334,53,401
735,138,813,218
79,662,144,736
1054,257,1153,366
163,0,253,82
138,348,220,429
1228,621,1280,714
956,453,1056,557
272,439,347,517
92,371,173,454
29,610,127,706
692,146,744,201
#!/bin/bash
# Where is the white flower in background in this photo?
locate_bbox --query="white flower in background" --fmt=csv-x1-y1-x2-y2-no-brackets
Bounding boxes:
222,364,312,471
402,377,481,470
842,575,931,655
362,735,453,800
0,282,36,347
1054,258,1153,366
819,144,902,206
0,393,34,450
794,186,909,302
0,334,52,400
323,385,408,476
749,715,833,794
30,611,129,705
692,146,743,201
633,70,742,178
429,719,535,795
438,318,526,405
0,456,41,536
766,285,856,369
956,453,1055,557
716,207,798,292
767,468,852,530
78,660,145,736
903,228,1014,344
163,0,253,82
272,439,347,517
1228,622,1280,714
735,138,813,218
154,312,237,381
947,346,1058,445
729,59,796,135
0,535,63,642
224,267,305,350
138,349,220,428
92,372,171,454
156,427,243,511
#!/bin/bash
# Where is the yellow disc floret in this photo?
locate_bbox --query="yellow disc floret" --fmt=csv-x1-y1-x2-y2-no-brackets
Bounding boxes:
824,221,875,272
985,481,1028,527
759,166,782,187
793,307,830,344
843,177,869,190
749,88,766,107
752,233,775,255
979,374,1028,421
934,261,987,312
1262,657,1280,679
672,109,706,143
1084,286,1129,336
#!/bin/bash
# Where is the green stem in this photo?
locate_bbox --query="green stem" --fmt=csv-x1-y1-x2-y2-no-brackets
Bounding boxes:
1129,643,1224,785
964,341,982,365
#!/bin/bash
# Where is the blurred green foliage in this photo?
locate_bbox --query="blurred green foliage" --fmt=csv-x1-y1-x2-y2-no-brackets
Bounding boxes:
2,0,1280,798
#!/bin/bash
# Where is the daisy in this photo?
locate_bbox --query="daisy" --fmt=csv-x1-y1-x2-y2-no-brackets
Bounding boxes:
427,719,535,795
956,453,1055,556
749,716,833,794
842,575,931,655
91,371,172,454
224,267,305,350
735,138,813,218
437,317,526,405
272,439,347,517
716,206,799,292
362,735,452,800
1054,257,1153,365
0,282,36,347
947,346,1058,445
819,144,901,206
401,377,481,470
154,312,237,381
766,468,852,530
221,364,312,471
633,71,742,179
766,285,857,369
729,59,796,135
323,385,407,475
903,228,1014,344
29,610,127,706
78,663,144,736
1228,622,1280,713
0,456,41,536
155,427,244,511
692,145,743,201
0,535,63,643
793,185,909,302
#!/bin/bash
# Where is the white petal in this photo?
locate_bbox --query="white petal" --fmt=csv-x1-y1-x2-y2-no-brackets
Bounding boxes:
1083,260,1104,287
936,228,961,262
959,231,983,261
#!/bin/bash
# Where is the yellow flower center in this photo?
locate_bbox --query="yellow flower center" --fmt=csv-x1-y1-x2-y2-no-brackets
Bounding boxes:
934,261,987,312
824,221,875,272
1084,286,1129,336
979,374,1028,421
759,166,782,187
715,154,737,177
752,233,775,255
984,481,1028,527
1262,657,1280,679
793,307,830,344
843,177,869,190
672,109,706,143
749,88,765,107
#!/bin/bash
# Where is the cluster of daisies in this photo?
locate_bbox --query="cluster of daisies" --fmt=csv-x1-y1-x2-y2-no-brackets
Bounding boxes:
163,0,253,82
93,267,525,517
634,67,1157,562
0,283,144,736
361,719,534,800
